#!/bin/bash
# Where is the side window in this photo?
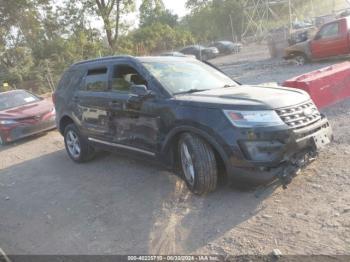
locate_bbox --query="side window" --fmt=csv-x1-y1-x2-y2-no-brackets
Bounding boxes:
57,70,74,90
85,67,108,92
318,22,340,39
111,65,147,92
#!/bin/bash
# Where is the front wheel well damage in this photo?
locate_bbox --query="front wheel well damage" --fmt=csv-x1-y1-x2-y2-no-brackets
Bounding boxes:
289,51,308,59
59,116,74,134
165,131,227,180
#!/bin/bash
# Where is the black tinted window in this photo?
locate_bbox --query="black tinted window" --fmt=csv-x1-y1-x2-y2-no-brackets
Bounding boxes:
57,70,71,90
85,67,108,92
111,65,147,92
57,69,84,91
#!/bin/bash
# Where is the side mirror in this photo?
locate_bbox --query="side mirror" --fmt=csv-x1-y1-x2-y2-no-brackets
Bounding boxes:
130,85,154,97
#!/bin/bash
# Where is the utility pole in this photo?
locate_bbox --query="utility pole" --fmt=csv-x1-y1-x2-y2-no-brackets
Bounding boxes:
288,0,293,33
310,0,315,18
229,14,235,42
46,60,54,93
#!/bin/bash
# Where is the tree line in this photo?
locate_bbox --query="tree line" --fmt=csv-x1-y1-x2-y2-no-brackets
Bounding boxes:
0,0,338,93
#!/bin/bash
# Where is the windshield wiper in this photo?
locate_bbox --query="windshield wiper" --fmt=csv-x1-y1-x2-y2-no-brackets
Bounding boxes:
174,89,210,95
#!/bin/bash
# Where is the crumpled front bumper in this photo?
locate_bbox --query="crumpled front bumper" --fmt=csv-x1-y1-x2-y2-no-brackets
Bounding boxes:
226,116,333,184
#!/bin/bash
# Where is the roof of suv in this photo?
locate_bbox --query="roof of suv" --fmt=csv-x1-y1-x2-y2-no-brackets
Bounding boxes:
72,55,195,67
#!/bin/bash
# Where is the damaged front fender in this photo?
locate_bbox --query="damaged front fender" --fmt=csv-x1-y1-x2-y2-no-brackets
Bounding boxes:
284,40,311,60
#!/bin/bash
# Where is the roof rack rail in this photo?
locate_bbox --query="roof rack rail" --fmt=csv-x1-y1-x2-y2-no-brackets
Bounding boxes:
73,55,135,66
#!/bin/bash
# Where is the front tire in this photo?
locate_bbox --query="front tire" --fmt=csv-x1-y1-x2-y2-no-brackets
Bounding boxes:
178,133,218,195
293,54,307,66
64,123,95,163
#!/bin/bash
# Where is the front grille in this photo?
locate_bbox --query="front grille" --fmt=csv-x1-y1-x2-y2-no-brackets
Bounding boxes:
276,101,321,129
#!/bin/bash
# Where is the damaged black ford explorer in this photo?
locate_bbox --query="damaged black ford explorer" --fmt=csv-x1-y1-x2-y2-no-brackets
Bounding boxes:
54,56,332,195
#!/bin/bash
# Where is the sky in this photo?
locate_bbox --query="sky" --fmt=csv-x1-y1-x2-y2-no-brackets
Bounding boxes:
55,0,190,31
162,0,189,17
122,0,189,29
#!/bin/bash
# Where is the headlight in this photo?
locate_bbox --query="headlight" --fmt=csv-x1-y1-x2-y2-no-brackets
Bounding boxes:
0,119,17,125
223,110,285,128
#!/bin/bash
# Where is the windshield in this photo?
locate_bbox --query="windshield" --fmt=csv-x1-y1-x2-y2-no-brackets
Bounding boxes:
0,90,40,111
143,60,238,95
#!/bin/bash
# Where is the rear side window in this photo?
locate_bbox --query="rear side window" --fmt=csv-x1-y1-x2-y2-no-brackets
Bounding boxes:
85,67,108,92
56,69,84,91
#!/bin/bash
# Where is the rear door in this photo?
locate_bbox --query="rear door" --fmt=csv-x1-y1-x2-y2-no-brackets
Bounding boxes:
311,21,348,58
74,66,111,139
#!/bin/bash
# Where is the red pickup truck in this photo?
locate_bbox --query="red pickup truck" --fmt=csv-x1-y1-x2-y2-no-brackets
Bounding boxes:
284,16,350,65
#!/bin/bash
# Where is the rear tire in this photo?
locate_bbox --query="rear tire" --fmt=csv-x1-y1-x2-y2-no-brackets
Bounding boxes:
64,123,95,163
178,133,218,195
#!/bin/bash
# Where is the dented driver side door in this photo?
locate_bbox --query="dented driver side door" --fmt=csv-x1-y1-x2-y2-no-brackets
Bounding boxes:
106,61,160,155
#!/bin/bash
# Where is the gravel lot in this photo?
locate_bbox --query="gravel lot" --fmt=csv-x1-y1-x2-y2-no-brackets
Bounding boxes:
0,44,349,256
210,43,341,85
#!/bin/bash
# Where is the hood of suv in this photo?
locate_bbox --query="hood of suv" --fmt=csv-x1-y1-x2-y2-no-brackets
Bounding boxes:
174,85,310,110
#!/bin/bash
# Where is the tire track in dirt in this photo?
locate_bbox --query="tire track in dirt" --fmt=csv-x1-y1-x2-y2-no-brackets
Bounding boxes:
148,179,195,254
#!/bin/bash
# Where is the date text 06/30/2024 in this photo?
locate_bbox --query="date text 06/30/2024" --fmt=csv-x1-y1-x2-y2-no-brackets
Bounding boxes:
127,255,219,261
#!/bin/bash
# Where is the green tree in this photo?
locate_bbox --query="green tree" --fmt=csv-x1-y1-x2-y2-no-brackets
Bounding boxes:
0,0,108,93
128,22,194,55
183,0,245,41
78,0,135,52
139,0,178,28
139,0,164,26
185,0,210,11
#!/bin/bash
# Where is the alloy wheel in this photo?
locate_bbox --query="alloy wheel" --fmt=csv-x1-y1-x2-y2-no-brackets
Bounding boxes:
294,55,305,66
66,130,81,159
180,142,195,186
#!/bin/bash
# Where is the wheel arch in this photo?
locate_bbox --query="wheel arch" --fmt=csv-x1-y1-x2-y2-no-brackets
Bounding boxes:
58,115,75,135
284,50,305,59
161,126,229,174
291,51,308,58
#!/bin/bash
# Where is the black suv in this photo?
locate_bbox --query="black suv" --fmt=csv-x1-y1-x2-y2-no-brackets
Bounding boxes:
54,56,332,194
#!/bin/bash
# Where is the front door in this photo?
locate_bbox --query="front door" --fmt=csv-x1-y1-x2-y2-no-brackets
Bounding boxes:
105,62,160,155
311,21,347,58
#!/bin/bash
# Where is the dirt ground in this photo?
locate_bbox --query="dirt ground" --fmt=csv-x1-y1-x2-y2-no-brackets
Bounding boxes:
0,44,349,256
210,43,342,85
